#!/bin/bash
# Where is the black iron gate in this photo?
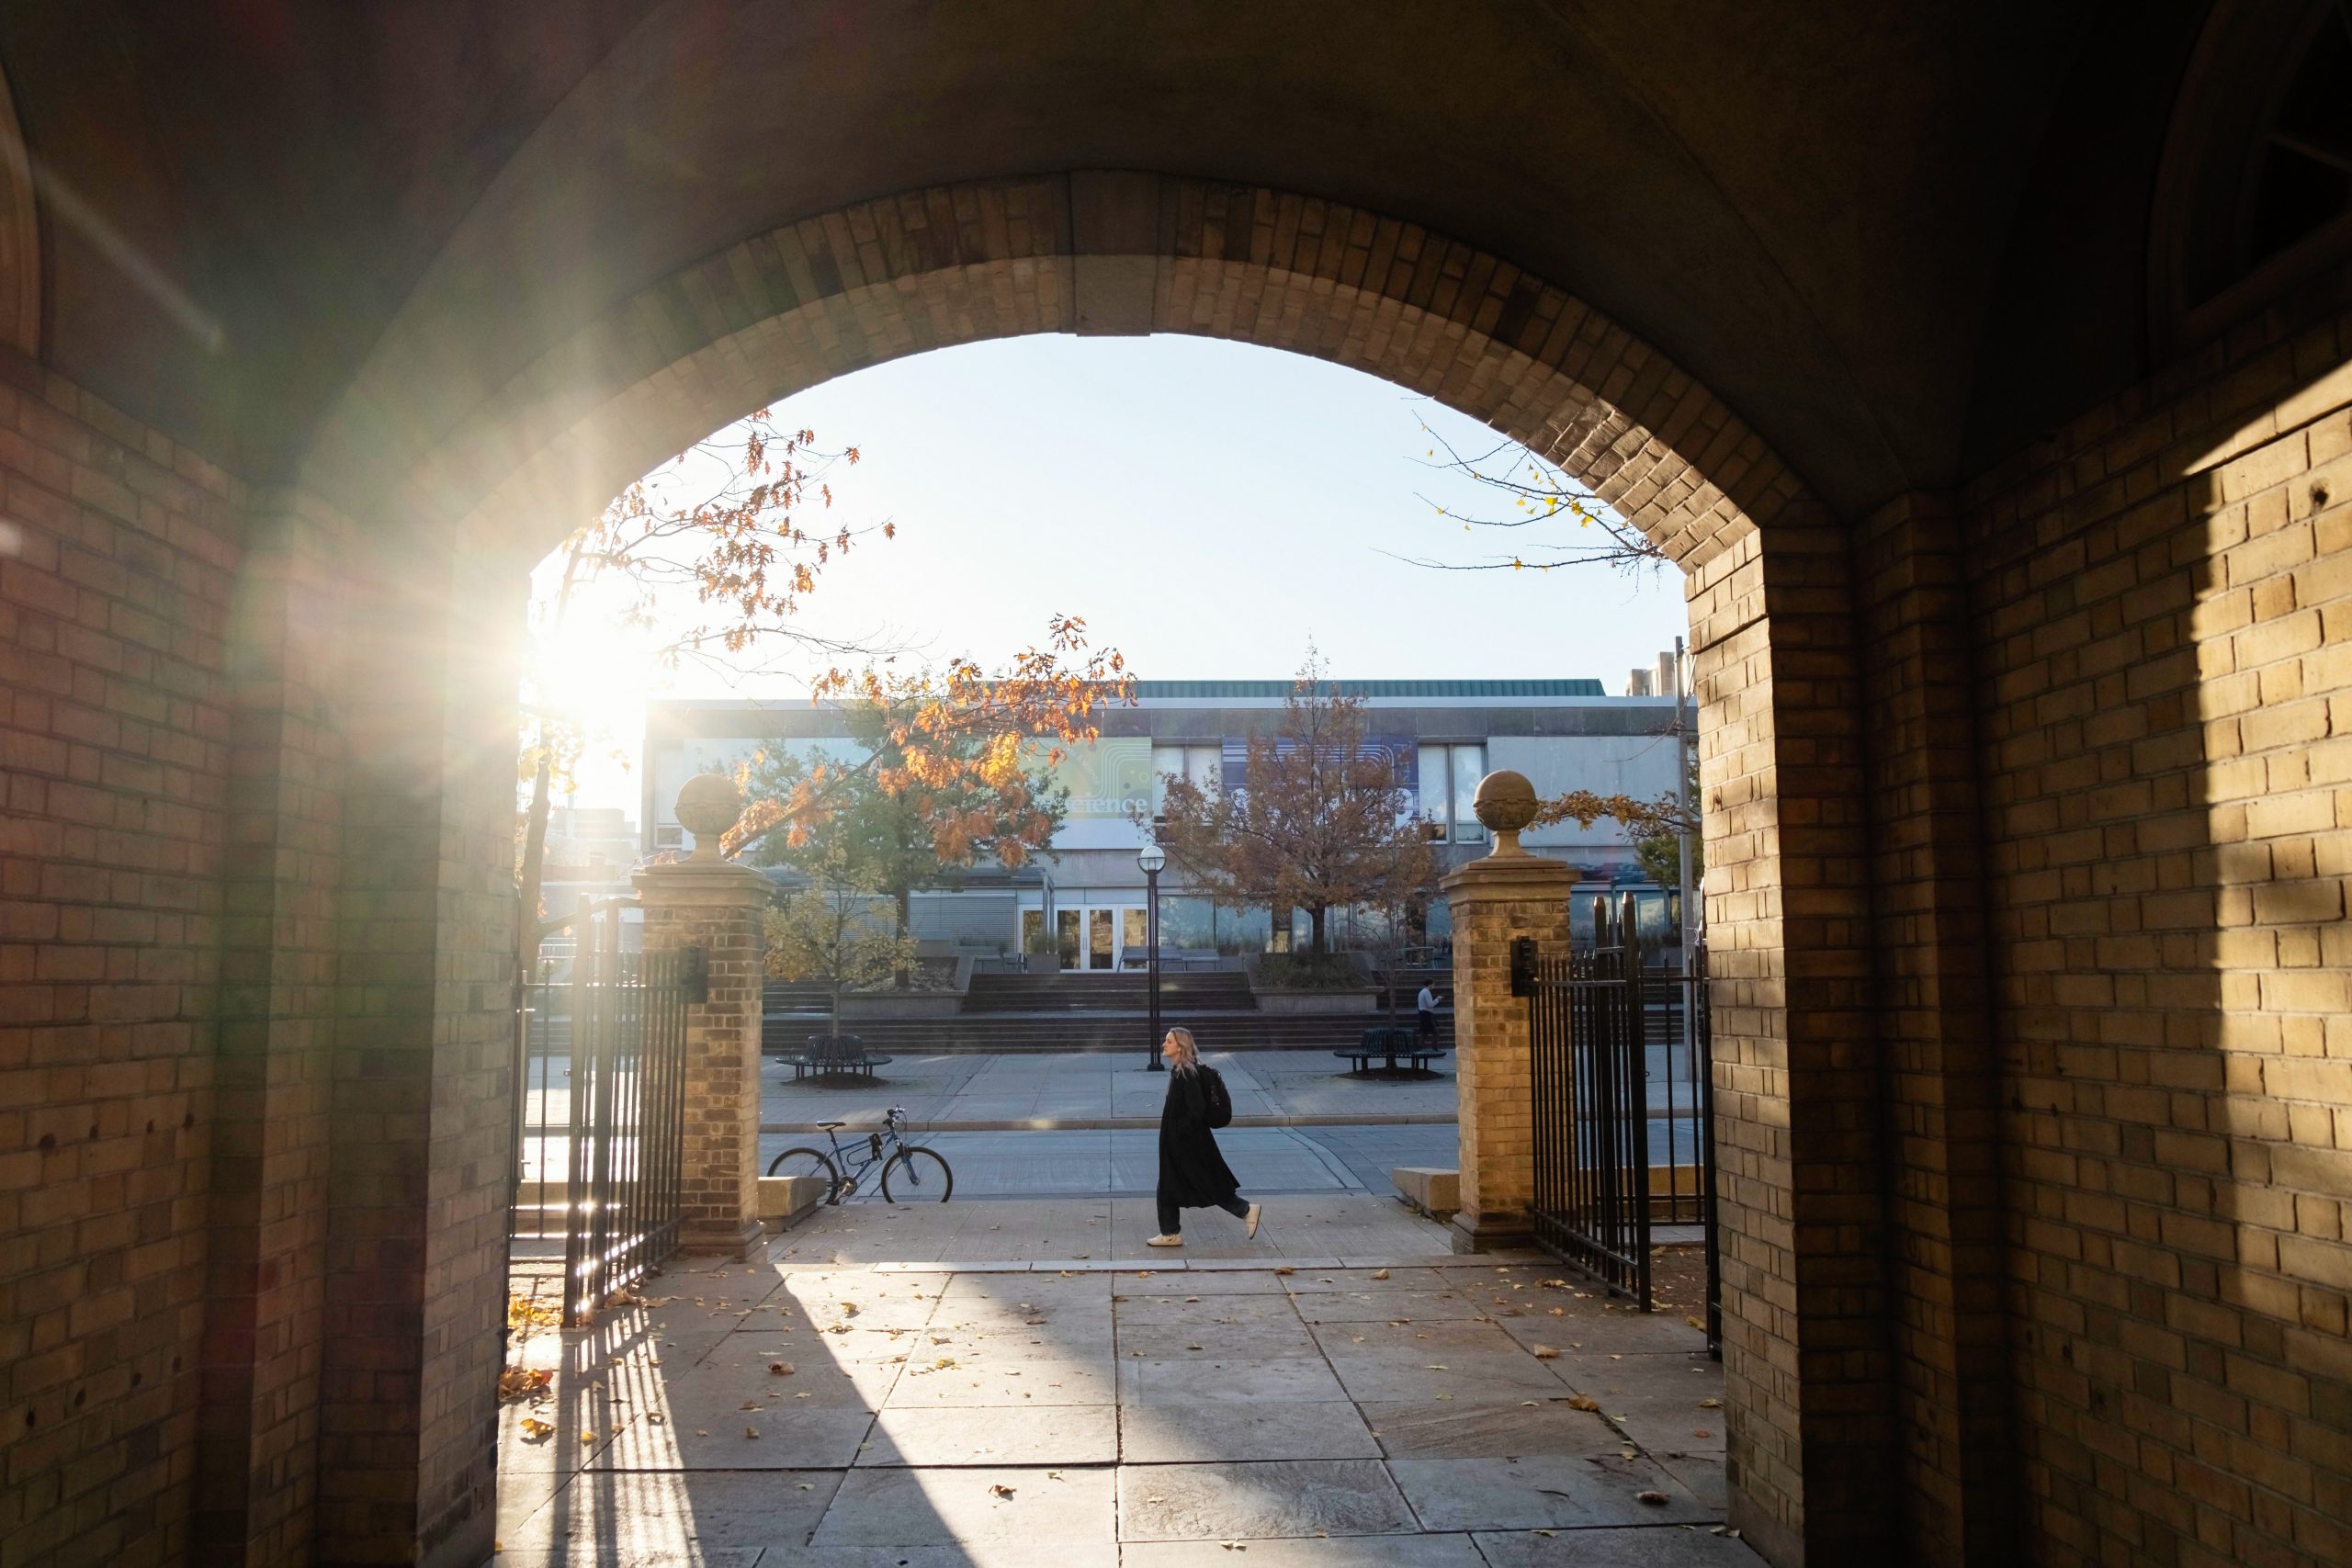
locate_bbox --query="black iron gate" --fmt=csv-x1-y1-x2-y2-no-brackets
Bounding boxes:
513,899,704,1323
1515,891,1719,1353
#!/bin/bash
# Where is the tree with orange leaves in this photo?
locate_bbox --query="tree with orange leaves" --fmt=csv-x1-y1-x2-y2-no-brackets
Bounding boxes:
731,616,1132,983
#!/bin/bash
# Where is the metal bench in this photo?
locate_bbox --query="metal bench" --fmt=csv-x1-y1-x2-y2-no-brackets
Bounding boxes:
1335,1025,1448,1076
776,1030,893,1081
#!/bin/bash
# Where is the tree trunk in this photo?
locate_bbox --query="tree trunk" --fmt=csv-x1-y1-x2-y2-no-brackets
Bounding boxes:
515,750,554,983
1309,903,1328,954
894,885,913,990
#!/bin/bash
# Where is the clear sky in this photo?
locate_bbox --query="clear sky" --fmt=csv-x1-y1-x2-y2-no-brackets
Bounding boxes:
530,333,1687,820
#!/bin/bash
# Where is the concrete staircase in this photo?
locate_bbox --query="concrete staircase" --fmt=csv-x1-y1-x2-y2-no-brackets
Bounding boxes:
962,971,1258,1013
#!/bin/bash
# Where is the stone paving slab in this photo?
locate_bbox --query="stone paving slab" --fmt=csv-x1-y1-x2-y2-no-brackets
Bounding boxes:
1361,1397,1632,1461
1123,1537,1487,1567
496,1241,1762,1566
809,1463,1118,1549
1117,1458,1419,1541
1387,1453,1714,1531
1470,1525,1763,1565
498,1470,843,1556
1118,1398,1381,1462
858,1404,1119,1466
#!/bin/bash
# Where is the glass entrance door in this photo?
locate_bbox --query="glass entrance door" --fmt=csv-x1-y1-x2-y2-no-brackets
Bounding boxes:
1087,908,1115,970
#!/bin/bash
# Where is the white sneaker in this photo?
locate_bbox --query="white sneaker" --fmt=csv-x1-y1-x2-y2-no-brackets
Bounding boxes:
1245,1203,1262,1239
1146,1234,1183,1247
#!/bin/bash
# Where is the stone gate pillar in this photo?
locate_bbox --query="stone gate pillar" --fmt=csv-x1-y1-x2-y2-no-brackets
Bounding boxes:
633,775,767,1258
1443,770,1575,1253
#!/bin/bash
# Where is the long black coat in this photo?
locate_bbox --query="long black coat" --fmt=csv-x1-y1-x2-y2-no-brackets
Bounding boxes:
1157,1066,1239,1208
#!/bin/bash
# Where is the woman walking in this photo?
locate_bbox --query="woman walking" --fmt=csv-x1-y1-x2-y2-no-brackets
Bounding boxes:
1146,1027,1261,1247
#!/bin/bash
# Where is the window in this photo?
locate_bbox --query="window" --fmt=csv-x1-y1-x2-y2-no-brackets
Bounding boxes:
655,824,684,850
1419,742,1487,841
1449,744,1486,842
1150,743,1222,813
2153,2,2352,348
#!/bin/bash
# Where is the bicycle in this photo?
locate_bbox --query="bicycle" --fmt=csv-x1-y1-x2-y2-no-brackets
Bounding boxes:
765,1106,954,1204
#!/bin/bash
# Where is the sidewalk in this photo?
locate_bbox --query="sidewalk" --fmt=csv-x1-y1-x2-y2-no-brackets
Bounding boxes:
498,1199,1757,1566
762,1049,1460,1130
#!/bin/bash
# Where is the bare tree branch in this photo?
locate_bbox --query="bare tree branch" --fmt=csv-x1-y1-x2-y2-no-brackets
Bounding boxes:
1403,414,1666,576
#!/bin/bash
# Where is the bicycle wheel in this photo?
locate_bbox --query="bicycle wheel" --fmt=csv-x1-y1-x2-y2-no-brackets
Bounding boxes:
880,1145,954,1202
765,1145,842,1204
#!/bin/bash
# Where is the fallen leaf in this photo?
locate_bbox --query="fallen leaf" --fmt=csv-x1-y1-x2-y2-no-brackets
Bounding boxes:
770,1362,795,1376
577,1432,596,1445
1636,1490,1669,1506
989,1483,1015,1499
518,1418,554,1441
1698,1397,1722,1409
1274,1267,1294,1276
1530,1345,1560,1359
497,1367,552,1402
1371,1269,1390,1280
1567,1396,1601,1412
744,1427,760,1438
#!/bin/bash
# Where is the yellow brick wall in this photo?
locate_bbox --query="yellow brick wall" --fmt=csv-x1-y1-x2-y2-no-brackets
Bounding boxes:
1966,309,2352,1568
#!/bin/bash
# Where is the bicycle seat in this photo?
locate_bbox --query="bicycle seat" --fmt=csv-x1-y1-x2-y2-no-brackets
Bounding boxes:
815,1120,846,1131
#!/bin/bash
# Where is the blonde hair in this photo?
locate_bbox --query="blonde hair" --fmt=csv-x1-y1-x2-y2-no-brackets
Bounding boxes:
1162,1027,1200,1069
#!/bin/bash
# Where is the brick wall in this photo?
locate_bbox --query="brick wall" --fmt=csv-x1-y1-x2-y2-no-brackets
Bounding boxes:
1686,512,1892,1565
0,357,525,1566
1965,299,2352,1566
314,526,519,1567
0,355,243,1565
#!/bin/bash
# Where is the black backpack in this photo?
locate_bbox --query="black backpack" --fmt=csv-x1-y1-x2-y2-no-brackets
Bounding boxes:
1198,1064,1233,1128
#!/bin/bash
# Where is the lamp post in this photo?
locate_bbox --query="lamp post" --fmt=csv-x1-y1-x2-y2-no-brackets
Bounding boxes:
1137,842,1166,1070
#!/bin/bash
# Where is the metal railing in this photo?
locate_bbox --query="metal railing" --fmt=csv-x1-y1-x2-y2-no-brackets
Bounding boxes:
513,899,703,1323
1518,892,1653,1305
1517,893,1718,1349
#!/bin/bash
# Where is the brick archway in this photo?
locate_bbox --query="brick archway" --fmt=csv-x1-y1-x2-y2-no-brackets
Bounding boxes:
337,174,1828,573
303,172,1870,1566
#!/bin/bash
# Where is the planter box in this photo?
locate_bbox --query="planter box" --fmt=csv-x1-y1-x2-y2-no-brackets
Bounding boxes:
1254,987,1378,1014
839,991,962,1020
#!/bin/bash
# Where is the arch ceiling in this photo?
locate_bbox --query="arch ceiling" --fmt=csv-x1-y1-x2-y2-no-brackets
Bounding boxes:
0,0,2207,514
400,175,1815,570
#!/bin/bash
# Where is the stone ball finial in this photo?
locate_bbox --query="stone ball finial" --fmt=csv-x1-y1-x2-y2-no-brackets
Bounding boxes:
674,773,745,859
1472,769,1539,857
